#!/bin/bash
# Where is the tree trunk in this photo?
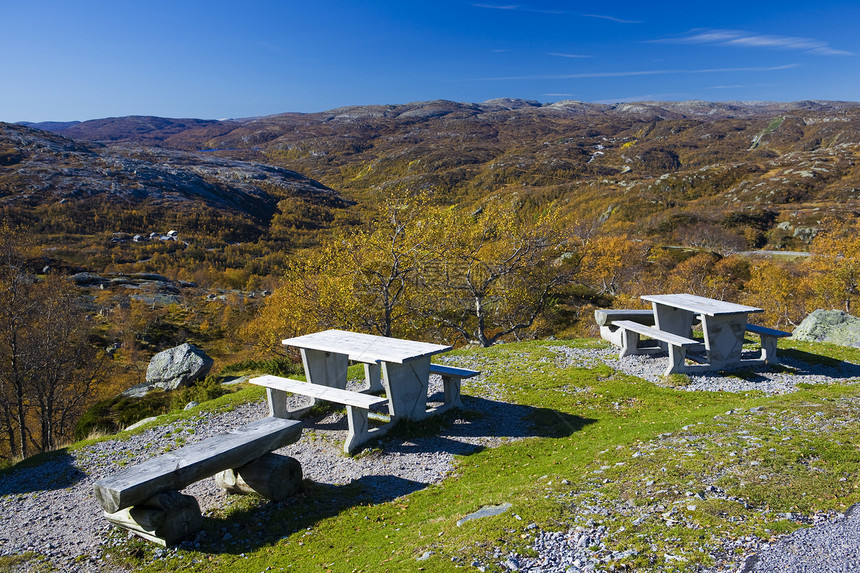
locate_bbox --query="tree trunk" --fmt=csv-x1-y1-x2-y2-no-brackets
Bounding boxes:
15,385,26,459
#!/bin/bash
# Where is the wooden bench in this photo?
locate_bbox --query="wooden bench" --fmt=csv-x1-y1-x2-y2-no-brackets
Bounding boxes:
429,363,480,409
745,323,792,365
612,319,702,375
250,375,391,454
93,416,302,545
595,308,656,348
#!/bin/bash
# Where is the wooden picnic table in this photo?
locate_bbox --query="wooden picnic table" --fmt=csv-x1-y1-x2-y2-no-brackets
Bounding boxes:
641,293,764,372
281,329,453,420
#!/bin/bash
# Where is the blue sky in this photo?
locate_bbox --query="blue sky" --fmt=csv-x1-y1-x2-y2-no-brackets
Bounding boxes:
2,0,858,121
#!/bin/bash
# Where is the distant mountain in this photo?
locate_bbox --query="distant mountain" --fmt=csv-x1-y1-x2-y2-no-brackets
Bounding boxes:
19,116,239,149
11,99,860,250
0,122,352,241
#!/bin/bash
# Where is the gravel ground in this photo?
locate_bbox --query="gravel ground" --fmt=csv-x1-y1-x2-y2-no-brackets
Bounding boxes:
1,344,859,572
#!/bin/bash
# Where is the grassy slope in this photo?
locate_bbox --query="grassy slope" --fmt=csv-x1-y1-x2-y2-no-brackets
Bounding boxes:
13,338,860,572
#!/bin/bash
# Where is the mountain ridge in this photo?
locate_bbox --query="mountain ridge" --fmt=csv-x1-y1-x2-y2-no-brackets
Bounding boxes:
6,99,860,252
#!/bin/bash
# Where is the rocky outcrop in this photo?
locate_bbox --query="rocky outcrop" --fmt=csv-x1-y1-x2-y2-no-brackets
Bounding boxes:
122,343,214,397
144,343,214,391
792,309,860,348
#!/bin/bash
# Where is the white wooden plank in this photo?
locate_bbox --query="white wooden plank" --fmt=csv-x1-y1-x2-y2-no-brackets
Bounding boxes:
613,320,699,346
429,364,480,378
250,375,388,409
281,329,451,364
642,294,763,316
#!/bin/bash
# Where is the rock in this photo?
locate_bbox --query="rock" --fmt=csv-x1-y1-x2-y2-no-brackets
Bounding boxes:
125,416,158,431
145,343,213,391
121,383,156,398
457,503,513,526
69,272,108,287
214,454,302,501
792,309,860,348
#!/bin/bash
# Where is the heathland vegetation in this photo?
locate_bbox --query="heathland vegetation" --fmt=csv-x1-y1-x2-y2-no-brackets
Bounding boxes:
1,99,860,463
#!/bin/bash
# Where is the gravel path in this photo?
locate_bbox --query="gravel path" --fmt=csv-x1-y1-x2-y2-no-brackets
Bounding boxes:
1,344,859,572
0,359,524,572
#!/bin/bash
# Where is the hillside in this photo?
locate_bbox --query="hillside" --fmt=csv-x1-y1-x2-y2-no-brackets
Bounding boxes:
0,122,353,247
24,99,860,251
4,100,860,468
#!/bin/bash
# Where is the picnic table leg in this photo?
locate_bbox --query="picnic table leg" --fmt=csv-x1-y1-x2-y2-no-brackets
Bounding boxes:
382,356,431,420
666,345,687,376
701,315,747,369
344,406,371,454
363,362,385,393
759,334,780,365
652,304,695,339
441,374,462,408
301,348,348,390
619,328,641,358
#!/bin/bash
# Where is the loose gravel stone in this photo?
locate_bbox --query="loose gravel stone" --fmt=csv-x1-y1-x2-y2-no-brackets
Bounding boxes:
0,369,524,572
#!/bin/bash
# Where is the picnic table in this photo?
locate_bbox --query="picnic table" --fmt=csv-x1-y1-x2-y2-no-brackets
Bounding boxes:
604,294,790,375
251,329,479,452
283,329,453,419
642,293,764,371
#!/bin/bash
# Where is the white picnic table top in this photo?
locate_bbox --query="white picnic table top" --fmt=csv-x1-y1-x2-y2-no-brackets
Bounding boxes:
641,294,763,317
282,329,452,364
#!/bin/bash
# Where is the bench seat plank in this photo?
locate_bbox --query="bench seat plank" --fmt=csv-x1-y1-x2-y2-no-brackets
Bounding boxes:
251,375,390,454
429,364,480,409
611,320,699,347
249,375,388,409
613,320,701,376
594,308,655,327
93,417,302,514
429,364,480,378
745,323,792,338
745,323,791,365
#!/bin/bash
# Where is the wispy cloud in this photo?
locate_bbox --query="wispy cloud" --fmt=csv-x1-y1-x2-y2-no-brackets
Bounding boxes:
583,14,641,24
548,52,593,59
480,64,798,81
706,83,774,90
472,4,566,15
596,93,687,103
652,29,853,56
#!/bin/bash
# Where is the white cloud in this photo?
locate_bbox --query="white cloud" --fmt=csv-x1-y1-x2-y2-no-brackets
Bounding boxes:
653,29,853,56
582,14,641,24
548,52,592,59
480,64,798,81
471,4,566,15
706,83,774,90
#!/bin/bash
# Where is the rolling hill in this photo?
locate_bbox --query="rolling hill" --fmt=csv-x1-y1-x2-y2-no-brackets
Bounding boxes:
18,99,860,252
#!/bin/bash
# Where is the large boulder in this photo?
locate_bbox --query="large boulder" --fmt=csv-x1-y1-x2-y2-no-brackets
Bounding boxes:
145,343,214,391
792,309,860,348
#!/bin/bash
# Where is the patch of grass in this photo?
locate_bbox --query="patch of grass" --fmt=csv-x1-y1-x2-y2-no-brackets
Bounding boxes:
0,552,46,572
781,339,860,366
665,372,692,387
